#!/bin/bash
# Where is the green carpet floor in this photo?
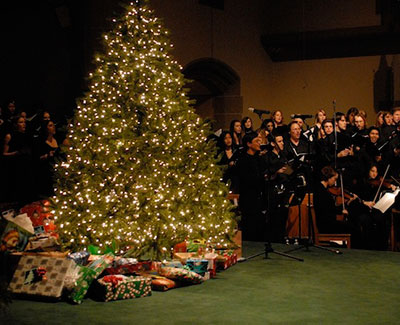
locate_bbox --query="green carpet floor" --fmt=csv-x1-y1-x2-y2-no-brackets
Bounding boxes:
2,242,400,324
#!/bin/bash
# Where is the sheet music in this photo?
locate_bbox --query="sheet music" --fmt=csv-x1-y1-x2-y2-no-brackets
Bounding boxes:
373,189,400,213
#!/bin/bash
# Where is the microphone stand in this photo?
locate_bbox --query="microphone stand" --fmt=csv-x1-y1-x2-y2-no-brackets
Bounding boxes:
239,171,304,262
333,100,338,170
238,153,304,262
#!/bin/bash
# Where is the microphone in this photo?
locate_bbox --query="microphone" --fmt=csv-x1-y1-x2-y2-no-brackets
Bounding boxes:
290,114,313,119
248,107,270,115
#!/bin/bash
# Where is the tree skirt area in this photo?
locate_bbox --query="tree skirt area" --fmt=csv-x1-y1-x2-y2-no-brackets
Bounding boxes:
2,241,400,324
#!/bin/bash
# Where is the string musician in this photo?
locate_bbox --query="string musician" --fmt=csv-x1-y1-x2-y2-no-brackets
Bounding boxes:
313,166,374,248
353,163,397,250
314,166,356,233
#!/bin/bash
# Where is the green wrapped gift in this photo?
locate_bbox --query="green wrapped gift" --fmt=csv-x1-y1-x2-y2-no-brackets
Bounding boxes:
96,275,152,302
70,252,113,304
186,239,206,253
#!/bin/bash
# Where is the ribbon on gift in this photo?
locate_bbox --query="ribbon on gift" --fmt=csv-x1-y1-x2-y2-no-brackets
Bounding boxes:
102,275,125,287
24,266,47,285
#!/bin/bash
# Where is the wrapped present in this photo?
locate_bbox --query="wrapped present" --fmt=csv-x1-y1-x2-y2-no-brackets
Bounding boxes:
162,260,184,269
114,257,137,266
173,241,187,253
24,233,60,252
67,251,90,266
70,253,113,304
216,250,237,270
8,255,74,298
173,252,198,264
64,263,82,291
96,275,151,302
104,260,160,275
187,239,207,253
147,274,176,291
204,252,218,278
159,267,203,284
20,200,53,228
186,259,209,276
1,213,34,252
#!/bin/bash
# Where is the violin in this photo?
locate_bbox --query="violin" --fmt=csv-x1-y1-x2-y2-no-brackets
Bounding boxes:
327,173,359,221
368,177,395,190
328,187,360,205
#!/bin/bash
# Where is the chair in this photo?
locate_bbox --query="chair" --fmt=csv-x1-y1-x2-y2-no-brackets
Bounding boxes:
311,212,351,248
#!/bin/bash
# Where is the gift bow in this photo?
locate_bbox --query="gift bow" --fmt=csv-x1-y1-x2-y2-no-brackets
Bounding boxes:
102,275,124,287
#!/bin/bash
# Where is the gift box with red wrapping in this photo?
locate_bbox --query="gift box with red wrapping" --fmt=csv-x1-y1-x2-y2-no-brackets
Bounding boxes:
20,200,53,229
215,250,237,270
95,275,152,302
173,241,187,253
104,260,161,275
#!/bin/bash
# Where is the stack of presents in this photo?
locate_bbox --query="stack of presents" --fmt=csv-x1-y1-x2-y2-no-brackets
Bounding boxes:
0,202,241,304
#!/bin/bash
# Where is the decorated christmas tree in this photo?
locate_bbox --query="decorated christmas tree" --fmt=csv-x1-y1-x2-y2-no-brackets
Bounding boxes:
52,0,236,259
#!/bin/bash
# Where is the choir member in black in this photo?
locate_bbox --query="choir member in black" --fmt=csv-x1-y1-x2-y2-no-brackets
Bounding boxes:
351,113,369,151
393,107,400,126
353,163,394,250
307,108,326,142
241,116,256,135
229,119,242,150
34,120,61,198
316,120,348,169
237,133,266,241
358,127,384,175
217,131,240,193
264,132,290,243
346,107,359,130
283,121,314,173
314,166,358,240
336,112,350,137
257,119,274,156
316,120,336,169
272,110,288,135
2,100,17,135
2,115,34,203
380,111,395,143
375,111,384,128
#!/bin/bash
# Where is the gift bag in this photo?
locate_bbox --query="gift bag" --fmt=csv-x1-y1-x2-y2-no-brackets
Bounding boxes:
1,212,34,252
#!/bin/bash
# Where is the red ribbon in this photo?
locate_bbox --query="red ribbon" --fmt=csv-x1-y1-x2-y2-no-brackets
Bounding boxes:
103,275,124,287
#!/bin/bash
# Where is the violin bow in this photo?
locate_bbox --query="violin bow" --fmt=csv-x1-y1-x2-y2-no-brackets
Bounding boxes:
373,164,390,204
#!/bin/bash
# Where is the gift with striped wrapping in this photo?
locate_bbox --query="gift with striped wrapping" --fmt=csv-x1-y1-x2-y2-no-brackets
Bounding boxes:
96,275,152,302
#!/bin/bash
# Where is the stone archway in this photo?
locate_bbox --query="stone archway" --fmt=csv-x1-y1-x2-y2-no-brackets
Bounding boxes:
183,58,242,130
